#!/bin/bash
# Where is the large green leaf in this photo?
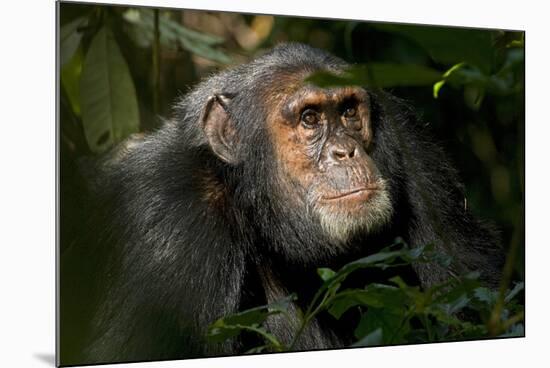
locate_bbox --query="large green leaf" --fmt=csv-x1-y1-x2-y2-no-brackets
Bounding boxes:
306,63,442,89
372,24,496,74
80,27,140,153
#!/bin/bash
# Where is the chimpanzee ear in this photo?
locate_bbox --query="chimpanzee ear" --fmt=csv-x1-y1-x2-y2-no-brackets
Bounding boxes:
201,94,238,164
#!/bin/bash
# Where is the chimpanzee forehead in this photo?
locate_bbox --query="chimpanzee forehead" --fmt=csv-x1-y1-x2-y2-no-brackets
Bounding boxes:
284,85,368,113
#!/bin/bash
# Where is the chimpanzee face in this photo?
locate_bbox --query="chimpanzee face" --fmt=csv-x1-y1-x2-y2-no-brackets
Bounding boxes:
268,84,393,244
201,78,393,245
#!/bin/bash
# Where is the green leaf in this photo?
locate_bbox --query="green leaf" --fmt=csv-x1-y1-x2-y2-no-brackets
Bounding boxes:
328,289,383,319
61,45,84,116
60,16,87,66
505,282,524,303
428,307,463,327
213,308,268,329
244,345,271,354
318,244,431,297
80,27,140,153
433,62,466,98
472,287,498,307
317,267,336,281
328,285,408,319
433,274,480,306
354,307,409,344
219,295,294,327
372,24,496,74
307,63,442,89
434,55,523,105
441,62,520,98
352,327,383,347
207,324,246,343
463,85,485,111
207,294,295,344
208,295,295,350
208,323,282,350
443,293,471,314
268,294,297,314
497,48,524,76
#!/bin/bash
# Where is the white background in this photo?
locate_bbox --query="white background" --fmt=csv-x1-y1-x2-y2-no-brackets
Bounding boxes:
0,0,548,367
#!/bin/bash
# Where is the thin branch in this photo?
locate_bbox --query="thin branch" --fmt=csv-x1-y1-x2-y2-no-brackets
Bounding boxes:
152,9,161,116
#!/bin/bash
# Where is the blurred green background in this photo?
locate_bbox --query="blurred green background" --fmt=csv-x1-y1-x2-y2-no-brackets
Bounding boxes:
59,2,524,279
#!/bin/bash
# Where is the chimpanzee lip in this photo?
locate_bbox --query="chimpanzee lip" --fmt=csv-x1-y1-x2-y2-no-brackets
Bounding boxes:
322,186,379,201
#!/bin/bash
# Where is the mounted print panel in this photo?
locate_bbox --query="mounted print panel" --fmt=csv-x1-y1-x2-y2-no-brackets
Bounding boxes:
57,1,525,366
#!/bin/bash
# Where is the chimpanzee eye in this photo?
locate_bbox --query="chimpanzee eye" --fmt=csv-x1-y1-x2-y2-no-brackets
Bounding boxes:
343,106,357,118
344,107,356,118
301,109,320,128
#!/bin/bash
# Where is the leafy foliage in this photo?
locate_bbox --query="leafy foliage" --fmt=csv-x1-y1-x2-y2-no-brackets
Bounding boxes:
80,27,140,153
207,242,524,352
208,295,297,353
307,27,523,111
371,24,496,74
60,4,231,154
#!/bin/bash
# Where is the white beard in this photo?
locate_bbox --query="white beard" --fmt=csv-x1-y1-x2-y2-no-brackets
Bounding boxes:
309,177,393,245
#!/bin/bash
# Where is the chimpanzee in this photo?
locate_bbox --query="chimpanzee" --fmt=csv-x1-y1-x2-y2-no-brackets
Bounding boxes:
59,43,502,365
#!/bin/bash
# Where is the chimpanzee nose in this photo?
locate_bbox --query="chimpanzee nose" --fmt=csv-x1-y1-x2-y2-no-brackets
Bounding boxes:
329,140,358,161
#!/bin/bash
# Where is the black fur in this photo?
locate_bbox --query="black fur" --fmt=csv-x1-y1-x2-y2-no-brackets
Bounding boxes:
60,43,503,365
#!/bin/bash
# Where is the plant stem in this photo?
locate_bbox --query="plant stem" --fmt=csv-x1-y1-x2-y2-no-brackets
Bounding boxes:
289,289,332,350
152,9,161,116
488,229,521,335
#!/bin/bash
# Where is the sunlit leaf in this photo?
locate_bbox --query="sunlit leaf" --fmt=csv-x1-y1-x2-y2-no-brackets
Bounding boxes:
317,267,336,281
80,27,140,153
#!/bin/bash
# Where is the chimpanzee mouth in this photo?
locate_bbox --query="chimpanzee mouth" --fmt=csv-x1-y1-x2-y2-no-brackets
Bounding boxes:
321,186,379,201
